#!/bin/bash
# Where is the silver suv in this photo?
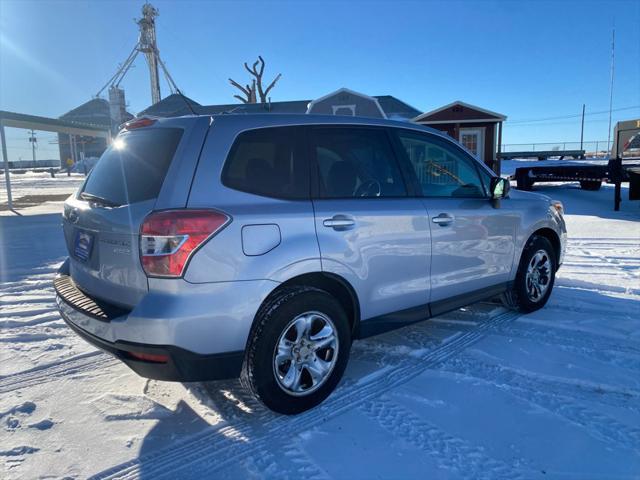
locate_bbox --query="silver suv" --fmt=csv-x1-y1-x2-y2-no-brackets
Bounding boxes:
55,114,567,414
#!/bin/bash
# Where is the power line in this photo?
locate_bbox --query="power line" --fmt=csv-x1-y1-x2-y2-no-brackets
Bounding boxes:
506,105,639,125
504,117,629,129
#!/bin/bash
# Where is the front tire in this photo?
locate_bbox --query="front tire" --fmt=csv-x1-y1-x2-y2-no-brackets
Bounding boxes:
242,286,351,414
503,235,556,313
516,177,533,191
580,180,602,191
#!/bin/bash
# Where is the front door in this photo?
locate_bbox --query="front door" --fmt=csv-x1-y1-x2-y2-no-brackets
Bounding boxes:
310,126,432,325
392,128,516,304
459,128,484,163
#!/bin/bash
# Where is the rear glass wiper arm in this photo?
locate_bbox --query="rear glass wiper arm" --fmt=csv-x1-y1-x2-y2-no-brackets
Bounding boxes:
79,192,121,208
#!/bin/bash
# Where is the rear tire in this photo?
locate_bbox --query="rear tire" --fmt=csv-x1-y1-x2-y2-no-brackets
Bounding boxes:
516,178,533,191
503,235,556,313
580,180,602,191
242,286,351,414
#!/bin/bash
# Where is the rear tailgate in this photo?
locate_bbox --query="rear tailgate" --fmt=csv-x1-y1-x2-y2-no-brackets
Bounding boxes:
62,116,210,308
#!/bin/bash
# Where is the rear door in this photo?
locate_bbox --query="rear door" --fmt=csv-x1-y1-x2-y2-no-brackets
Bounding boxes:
392,128,517,305
310,126,431,327
63,119,207,308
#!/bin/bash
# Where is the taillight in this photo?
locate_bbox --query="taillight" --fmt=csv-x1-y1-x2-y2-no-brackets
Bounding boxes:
128,351,169,363
140,210,230,277
123,117,156,130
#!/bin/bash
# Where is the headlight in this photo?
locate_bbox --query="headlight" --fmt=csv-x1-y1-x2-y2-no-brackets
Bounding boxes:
550,200,564,217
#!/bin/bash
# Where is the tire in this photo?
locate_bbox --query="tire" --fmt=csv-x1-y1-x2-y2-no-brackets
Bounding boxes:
580,180,602,191
516,178,533,191
242,286,351,414
502,235,556,313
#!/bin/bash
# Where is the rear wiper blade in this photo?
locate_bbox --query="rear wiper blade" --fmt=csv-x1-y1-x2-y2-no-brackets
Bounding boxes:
79,192,121,208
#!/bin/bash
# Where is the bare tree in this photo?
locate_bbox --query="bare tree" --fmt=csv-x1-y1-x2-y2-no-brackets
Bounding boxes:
229,56,281,104
229,78,256,104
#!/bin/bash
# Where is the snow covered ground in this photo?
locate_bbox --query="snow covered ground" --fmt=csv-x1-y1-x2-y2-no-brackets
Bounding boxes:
1,172,639,479
0,172,84,214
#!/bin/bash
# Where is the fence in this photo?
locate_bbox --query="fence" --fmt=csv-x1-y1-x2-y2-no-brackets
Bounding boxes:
6,159,61,169
500,141,610,157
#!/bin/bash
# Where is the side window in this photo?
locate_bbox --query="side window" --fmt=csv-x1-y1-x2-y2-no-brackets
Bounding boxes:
222,127,308,199
395,130,487,198
312,128,407,198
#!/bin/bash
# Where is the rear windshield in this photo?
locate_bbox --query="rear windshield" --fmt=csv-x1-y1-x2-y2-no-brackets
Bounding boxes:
81,128,183,206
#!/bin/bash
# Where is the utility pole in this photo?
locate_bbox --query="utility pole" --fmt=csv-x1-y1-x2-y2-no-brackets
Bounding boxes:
1,122,13,211
606,28,615,156
580,104,585,151
29,129,37,163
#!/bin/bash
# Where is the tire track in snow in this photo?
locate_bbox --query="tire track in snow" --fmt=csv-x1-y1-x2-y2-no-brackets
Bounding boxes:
0,306,58,319
228,439,330,480
566,239,640,287
0,313,62,329
577,247,639,281
0,296,56,306
93,309,521,480
0,351,117,394
485,326,640,373
188,381,329,479
360,398,528,480
442,356,640,452
437,320,640,358
502,322,640,355
0,280,55,295
449,354,640,413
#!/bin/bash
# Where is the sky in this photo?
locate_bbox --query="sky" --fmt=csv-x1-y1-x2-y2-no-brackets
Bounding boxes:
0,0,639,161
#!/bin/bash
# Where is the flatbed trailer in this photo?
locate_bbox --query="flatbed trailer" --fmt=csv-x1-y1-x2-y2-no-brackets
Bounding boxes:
499,149,585,161
512,119,640,211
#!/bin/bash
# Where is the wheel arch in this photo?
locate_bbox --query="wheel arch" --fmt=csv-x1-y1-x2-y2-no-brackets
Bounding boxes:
250,272,361,342
528,227,561,271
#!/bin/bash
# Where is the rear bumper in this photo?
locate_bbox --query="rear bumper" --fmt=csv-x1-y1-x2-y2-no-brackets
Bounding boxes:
61,311,243,381
54,259,276,381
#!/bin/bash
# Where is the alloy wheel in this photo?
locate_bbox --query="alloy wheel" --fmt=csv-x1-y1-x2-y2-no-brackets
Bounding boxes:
273,311,339,396
525,249,552,302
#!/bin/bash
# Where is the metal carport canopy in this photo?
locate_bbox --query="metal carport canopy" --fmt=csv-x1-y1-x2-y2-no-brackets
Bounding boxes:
0,110,112,138
1,110,112,213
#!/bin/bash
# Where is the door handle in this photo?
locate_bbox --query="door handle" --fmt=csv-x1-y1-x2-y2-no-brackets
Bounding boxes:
432,213,454,226
323,216,355,229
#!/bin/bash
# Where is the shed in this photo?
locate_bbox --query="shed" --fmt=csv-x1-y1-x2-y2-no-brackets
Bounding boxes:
306,88,386,118
413,101,506,173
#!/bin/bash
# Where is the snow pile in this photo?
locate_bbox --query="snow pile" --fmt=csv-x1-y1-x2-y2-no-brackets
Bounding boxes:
0,180,639,479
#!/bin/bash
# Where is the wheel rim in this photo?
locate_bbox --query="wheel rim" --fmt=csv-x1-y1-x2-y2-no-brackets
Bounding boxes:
525,249,552,302
273,311,339,397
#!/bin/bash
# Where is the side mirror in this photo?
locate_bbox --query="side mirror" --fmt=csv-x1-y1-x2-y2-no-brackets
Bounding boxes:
490,177,510,199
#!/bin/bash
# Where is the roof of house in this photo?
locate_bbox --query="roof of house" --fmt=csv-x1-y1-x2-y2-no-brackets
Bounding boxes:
413,101,506,123
137,93,422,120
60,98,134,126
137,93,203,117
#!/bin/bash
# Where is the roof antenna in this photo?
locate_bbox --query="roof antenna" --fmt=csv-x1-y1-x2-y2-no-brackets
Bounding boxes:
175,88,198,116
